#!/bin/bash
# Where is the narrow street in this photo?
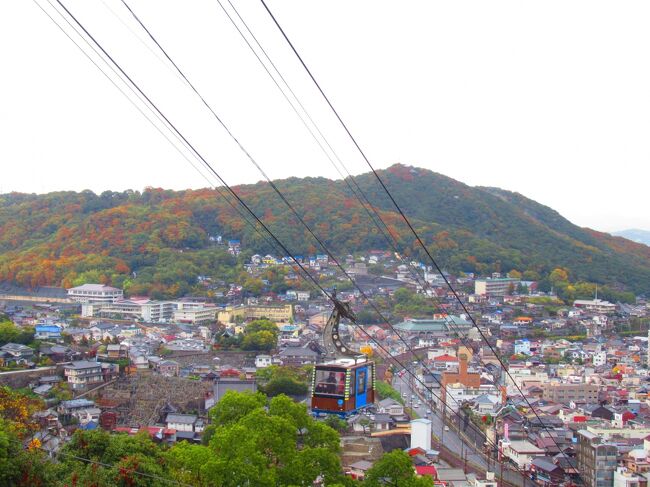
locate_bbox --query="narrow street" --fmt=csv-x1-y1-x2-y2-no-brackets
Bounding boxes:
393,371,534,487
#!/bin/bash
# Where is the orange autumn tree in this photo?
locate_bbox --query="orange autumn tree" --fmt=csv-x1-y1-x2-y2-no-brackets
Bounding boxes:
0,386,44,438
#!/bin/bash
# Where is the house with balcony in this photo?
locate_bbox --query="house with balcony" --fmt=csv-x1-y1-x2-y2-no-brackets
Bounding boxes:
63,360,103,389
0,343,35,366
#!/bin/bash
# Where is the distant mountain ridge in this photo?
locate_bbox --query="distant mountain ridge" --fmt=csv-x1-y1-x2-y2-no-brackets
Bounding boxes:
1,164,649,295
612,229,650,247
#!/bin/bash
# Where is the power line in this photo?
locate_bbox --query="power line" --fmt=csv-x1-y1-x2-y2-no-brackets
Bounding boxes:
38,2,533,482
105,6,533,481
34,0,310,300
207,2,518,423
119,0,495,431
219,0,508,396
258,0,581,480
83,0,520,474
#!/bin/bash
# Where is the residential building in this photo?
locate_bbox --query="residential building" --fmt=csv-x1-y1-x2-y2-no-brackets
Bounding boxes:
542,382,599,405
614,467,648,487
593,351,607,367
255,354,272,368
530,457,566,486
106,344,129,359
514,339,531,356
277,344,321,365
577,430,618,487
217,304,293,323
286,290,310,301
34,324,62,340
63,360,103,389
157,360,180,377
475,278,519,297
67,284,123,304
377,398,405,417
573,299,617,314
0,343,35,365
468,472,498,487
166,414,197,432
172,306,216,325
445,384,500,414
500,440,545,470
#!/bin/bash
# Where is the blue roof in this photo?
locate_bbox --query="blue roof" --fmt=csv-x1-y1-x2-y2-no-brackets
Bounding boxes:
279,325,298,332
35,325,61,332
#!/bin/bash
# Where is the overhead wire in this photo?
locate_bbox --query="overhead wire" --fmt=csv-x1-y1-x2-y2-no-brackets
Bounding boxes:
111,2,531,479
258,0,580,479
36,1,532,482
218,0,508,395
34,0,293,272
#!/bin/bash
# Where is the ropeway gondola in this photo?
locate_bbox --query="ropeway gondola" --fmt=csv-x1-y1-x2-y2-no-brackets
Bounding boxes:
310,292,375,417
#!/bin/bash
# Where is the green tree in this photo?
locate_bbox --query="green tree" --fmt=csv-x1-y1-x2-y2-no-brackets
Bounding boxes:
364,450,433,487
324,415,348,433
241,319,279,352
166,442,214,486
208,390,266,427
241,331,277,351
201,391,345,486
375,381,404,404
246,319,278,334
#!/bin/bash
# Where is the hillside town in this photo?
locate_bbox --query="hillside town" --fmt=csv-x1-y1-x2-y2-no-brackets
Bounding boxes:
2,247,650,486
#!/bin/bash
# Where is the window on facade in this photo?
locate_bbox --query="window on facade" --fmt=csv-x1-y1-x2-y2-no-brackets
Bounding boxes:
357,370,366,394
314,370,345,396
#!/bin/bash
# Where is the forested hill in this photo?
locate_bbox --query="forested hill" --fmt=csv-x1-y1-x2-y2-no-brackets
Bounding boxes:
1,163,649,297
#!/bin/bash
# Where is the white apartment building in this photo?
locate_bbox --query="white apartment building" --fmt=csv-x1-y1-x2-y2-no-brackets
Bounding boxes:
573,298,617,314
505,366,549,392
500,440,545,470
474,278,519,297
85,298,175,323
445,383,501,413
68,284,123,304
172,307,216,325
593,351,607,367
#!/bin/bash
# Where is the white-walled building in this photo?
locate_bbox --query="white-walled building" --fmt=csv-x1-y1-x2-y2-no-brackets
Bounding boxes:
173,306,216,325
411,418,432,451
68,284,123,304
514,339,531,356
593,351,607,367
166,414,197,432
255,354,272,368
500,440,544,470
475,278,519,297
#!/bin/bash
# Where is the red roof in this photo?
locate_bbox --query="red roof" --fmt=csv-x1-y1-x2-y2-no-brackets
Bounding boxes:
434,354,458,362
406,447,426,456
415,466,437,477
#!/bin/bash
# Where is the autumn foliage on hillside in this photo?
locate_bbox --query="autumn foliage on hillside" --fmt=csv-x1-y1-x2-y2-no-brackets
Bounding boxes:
1,165,649,297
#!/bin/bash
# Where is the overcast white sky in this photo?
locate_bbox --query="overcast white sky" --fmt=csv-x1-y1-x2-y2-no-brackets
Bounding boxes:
1,1,649,232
